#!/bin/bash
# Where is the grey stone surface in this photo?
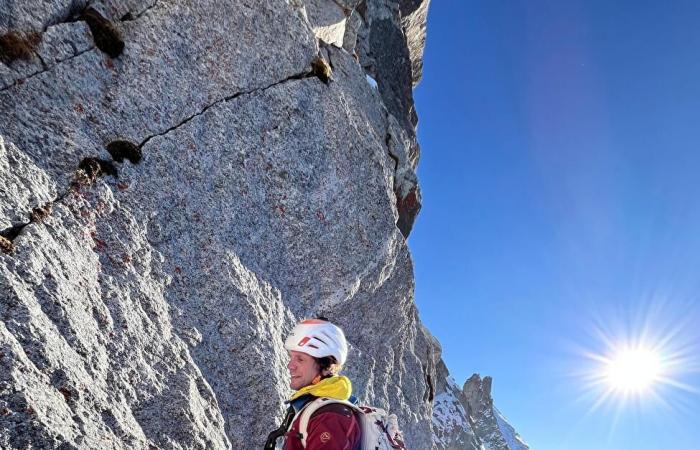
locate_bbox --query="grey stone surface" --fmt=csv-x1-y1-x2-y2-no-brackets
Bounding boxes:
305,0,347,47
398,0,431,86
351,0,429,132
1,22,94,91
1,164,231,449
0,0,155,34
386,112,421,237
1,1,528,449
1,0,318,185
0,1,83,33
0,136,56,228
341,0,428,234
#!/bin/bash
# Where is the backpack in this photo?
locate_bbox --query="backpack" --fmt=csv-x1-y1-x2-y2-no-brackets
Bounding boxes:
296,397,408,450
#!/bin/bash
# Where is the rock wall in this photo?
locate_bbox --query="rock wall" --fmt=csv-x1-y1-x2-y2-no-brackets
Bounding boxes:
1,0,434,448
1,1,528,449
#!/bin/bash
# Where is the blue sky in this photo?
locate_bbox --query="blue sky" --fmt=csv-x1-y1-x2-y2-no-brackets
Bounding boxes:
411,1,700,449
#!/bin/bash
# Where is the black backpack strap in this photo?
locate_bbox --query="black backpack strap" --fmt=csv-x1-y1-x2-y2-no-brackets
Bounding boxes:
264,404,296,449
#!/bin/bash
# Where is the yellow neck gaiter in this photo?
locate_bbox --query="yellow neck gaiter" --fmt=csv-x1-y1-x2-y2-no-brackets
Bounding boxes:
290,375,352,401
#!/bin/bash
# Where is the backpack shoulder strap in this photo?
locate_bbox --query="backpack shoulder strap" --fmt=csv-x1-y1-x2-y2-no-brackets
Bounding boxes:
297,397,360,448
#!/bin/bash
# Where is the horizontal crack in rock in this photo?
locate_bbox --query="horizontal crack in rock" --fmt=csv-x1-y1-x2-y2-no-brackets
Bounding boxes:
120,1,160,22
0,46,95,92
0,154,119,252
1,2,158,92
138,68,320,149
2,63,325,252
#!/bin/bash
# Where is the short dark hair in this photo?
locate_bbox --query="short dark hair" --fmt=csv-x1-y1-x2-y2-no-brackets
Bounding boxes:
315,355,338,378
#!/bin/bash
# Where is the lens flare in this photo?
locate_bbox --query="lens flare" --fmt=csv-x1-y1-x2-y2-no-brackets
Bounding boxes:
604,347,662,393
569,299,700,417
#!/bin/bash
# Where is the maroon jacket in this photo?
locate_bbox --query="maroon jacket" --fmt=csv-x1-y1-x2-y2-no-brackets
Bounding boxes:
284,402,361,450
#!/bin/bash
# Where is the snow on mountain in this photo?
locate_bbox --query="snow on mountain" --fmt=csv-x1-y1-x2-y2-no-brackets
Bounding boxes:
495,407,530,450
432,369,530,450
432,376,482,450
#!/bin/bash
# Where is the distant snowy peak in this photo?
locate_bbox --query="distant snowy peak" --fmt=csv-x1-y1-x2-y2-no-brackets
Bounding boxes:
432,371,530,450
495,407,530,450
432,376,481,450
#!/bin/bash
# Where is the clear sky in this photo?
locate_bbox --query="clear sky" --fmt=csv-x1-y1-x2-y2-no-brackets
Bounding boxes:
411,1,700,449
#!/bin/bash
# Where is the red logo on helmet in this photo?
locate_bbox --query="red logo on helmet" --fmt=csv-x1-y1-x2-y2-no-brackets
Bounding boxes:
297,336,311,347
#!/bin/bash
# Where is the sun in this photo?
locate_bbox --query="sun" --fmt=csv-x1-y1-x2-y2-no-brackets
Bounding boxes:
604,346,662,393
572,299,700,417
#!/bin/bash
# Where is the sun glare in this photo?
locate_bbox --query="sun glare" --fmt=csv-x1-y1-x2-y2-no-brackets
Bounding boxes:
604,347,662,393
571,300,699,417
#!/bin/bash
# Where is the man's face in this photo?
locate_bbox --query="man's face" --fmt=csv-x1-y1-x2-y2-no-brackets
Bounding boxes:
287,350,321,390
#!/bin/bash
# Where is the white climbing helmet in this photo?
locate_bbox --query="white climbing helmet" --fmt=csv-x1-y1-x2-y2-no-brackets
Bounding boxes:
284,319,348,365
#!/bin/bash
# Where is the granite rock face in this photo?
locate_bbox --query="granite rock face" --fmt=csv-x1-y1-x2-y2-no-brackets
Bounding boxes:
302,0,424,237
1,0,526,449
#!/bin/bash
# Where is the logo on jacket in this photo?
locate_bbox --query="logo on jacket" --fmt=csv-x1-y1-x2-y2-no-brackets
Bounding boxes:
319,432,332,443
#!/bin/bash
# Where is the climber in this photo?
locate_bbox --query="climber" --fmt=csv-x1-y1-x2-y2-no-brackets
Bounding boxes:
264,318,361,450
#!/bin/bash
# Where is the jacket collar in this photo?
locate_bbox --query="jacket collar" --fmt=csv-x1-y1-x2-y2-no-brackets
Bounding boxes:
287,375,353,411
